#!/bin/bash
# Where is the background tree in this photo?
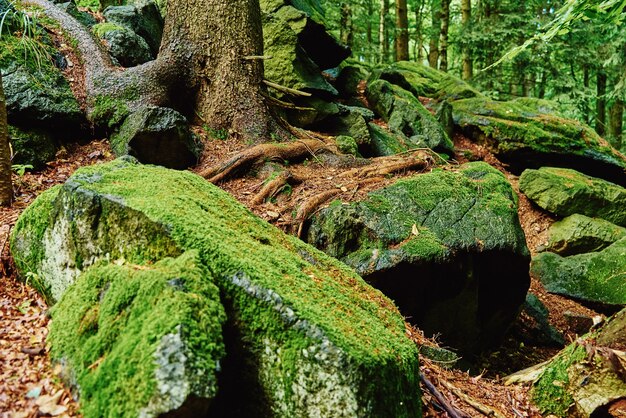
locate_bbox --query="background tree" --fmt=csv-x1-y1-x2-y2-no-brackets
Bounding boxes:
0,73,11,206
395,0,409,61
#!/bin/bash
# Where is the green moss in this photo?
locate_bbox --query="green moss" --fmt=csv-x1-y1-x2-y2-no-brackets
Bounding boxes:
76,0,101,11
531,343,587,416
49,251,226,417
90,95,130,129
92,22,124,38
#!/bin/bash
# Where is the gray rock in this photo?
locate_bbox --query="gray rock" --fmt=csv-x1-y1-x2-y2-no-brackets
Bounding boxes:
58,1,97,27
306,162,530,353
94,24,153,67
110,106,199,169
103,0,163,54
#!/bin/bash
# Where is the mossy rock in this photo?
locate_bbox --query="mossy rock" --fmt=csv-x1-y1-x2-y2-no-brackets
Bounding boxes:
335,135,359,156
453,98,626,185
58,1,98,27
366,122,413,157
520,167,626,226
306,162,530,353
544,214,626,256
102,1,163,55
529,308,626,417
365,79,454,156
93,23,153,67
373,61,483,102
336,62,370,99
110,106,199,169
0,35,83,135
11,158,422,417
531,237,626,308
314,105,371,148
49,251,226,417
8,125,57,170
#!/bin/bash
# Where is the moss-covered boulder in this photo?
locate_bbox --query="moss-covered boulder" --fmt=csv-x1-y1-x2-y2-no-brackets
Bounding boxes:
453,98,626,184
0,36,83,135
111,106,199,169
520,167,626,227
12,158,422,417
102,1,163,55
372,61,483,102
521,308,626,417
305,162,530,353
544,214,626,256
365,79,454,156
531,237,626,308
8,125,57,170
49,251,226,417
92,22,153,67
58,1,98,27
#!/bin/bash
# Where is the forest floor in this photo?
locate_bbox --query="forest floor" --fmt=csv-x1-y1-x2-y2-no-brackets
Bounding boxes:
0,128,605,417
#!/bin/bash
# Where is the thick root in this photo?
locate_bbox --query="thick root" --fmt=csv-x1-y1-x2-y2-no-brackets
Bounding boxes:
295,189,341,238
339,150,431,179
252,170,302,205
200,139,331,183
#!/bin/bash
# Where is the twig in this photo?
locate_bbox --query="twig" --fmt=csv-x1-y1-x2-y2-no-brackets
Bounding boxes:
243,55,273,60
440,380,508,418
263,93,315,110
263,79,312,97
420,373,468,418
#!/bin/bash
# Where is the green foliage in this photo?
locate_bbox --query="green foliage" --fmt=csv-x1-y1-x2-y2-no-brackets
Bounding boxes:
12,163,32,176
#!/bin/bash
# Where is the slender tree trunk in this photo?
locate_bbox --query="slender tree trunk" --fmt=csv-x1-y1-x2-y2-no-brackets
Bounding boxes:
428,0,441,68
340,3,354,49
609,99,624,149
438,0,451,71
160,0,273,141
395,0,409,61
366,0,374,61
415,0,425,61
379,0,390,63
596,70,607,136
461,0,472,80
0,74,12,206
537,70,547,99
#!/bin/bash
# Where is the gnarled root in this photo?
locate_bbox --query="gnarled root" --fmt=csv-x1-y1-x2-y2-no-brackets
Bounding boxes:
339,150,431,179
200,139,331,183
295,189,341,238
252,170,302,205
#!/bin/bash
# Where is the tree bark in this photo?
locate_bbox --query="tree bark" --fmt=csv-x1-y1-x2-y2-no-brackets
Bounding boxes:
160,0,273,141
609,99,624,149
438,0,451,71
395,0,409,61
596,70,607,136
340,3,354,49
461,0,472,80
415,0,425,60
379,0,390,63
0,74,12,206
428,0,441,68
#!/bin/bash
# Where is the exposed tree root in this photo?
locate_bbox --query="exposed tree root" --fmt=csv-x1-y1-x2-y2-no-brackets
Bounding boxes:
420,374,469,418
200,139,332,183
440,380,508,418
338,150,431,179
252,170,302,205
295,189,341,238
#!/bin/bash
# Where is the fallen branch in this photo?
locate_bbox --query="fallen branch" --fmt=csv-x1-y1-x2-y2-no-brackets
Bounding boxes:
420,373,469,418
200,139,330,183
440,380,508,418
263,79,312,97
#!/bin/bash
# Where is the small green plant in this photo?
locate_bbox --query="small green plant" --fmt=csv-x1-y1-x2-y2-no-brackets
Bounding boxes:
203,125,229,141
0,1,51,71
12,163,33,176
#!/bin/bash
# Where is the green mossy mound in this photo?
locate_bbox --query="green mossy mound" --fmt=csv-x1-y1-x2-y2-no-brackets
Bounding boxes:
531,237,626,308
520,167,626,227
306,162,530,353
372,61,483,102
527,308,626,417
365,79,454,156
453,99,626,184
49,251,226,418
12,158,422,417
544,214,626,256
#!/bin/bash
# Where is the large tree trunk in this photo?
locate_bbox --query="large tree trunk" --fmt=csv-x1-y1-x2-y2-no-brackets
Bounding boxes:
379,0,390,63
0,74,12,206
428,0,441,68
461,0,472,80
160,0,273,141
596,70,607,136
438,0,451,71
395,0,409,61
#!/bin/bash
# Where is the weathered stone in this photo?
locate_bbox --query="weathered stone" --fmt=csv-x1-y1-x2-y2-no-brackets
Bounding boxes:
336,62,369,99
8,125,57,170
366,79,454,155
545,214,626,256
48,251,226,418
58,1,97,27
520,167,626,226
316,105,371,147
11,158,422,417
366,123,413,157
0,35,83,134
335,135,359,156
93,23,153,67
110,106,199,169
531,237,626,307
306,162,530,353
522,293,565,346
373,61,483,102
454,99,626,185
529,308,626,417
563,311,595,335
103,0,163,54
